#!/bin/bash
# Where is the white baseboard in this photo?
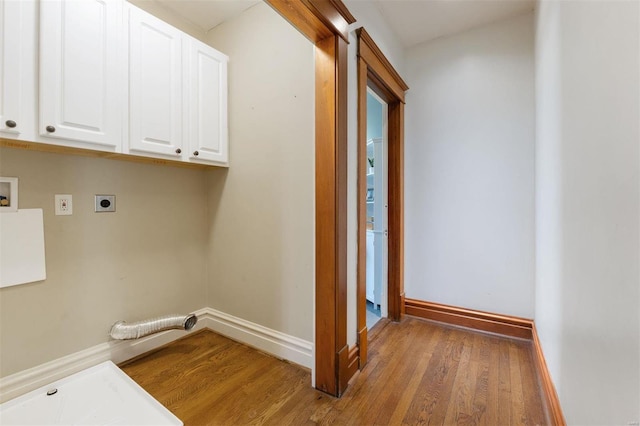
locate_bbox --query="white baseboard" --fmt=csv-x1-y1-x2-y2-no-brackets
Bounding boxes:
199,307,313,369
0,307,313,404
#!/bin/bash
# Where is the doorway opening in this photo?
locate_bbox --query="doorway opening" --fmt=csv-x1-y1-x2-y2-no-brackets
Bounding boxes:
365,88,388,330
356,27,408,370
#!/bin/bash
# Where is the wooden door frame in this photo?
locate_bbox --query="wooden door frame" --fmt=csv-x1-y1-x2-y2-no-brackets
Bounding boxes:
264,0,355,397
355,28,409,367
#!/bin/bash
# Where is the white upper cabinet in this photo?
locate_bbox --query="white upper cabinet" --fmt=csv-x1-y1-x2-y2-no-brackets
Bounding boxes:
2,0,228,167
127,4,184,158
0,0,36,140
40,0,122,150
187,38,228,166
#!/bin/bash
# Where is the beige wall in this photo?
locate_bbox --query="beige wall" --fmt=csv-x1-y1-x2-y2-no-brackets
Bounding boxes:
205,3,315,341
0,149,208,376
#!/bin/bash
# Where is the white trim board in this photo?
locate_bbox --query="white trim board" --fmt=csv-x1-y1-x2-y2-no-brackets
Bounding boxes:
202,307,313,369
0,307,313,403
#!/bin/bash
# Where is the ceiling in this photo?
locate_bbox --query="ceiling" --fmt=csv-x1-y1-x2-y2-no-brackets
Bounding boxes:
370,0,535,47
154,0,261,33
153,0,535,47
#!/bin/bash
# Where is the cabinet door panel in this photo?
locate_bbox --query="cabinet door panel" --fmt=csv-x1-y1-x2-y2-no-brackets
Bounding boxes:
0,0,20,136
0,0,36,139
128,5,182,157
187,39,228,165
40,0,121,149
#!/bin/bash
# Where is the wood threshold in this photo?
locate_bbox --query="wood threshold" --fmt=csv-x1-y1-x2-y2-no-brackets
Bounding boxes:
532,323,566,425
405,298,534,340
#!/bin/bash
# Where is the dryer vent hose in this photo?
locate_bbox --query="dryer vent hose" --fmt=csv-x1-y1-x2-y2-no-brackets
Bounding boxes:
109,314,197,340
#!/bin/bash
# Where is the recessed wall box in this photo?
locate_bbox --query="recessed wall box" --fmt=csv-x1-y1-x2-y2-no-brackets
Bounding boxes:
0,177,18,212
95,195,116,212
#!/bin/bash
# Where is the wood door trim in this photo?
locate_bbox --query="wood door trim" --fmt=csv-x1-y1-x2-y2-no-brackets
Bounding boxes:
405,298,534,340
357,28,408,102
356,26,408,371
387,101,406,321
346,345,360,383
301,0,355,42
356,325,367,368
265,0,353,397
266,0,354,43
356,56,368,367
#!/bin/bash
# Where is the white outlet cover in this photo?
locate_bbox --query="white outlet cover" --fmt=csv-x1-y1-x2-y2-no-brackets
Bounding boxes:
55,194,72,215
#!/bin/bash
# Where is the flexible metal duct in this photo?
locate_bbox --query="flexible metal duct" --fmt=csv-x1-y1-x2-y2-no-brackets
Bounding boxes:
109,314,197,340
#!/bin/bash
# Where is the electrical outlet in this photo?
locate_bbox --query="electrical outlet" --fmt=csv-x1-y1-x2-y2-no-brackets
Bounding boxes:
55,194,72,215
95,195,116,212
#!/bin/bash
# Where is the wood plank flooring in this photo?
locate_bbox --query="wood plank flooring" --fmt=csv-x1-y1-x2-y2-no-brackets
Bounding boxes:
120,317,548,425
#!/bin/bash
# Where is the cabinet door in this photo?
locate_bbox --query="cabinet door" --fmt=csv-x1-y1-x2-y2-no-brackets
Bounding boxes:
40,0,122,150
127,4,183,158
187,38,228,166
0,0,35,139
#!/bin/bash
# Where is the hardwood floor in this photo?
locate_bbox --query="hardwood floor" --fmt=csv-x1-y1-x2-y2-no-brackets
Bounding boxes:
120,317,548,425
